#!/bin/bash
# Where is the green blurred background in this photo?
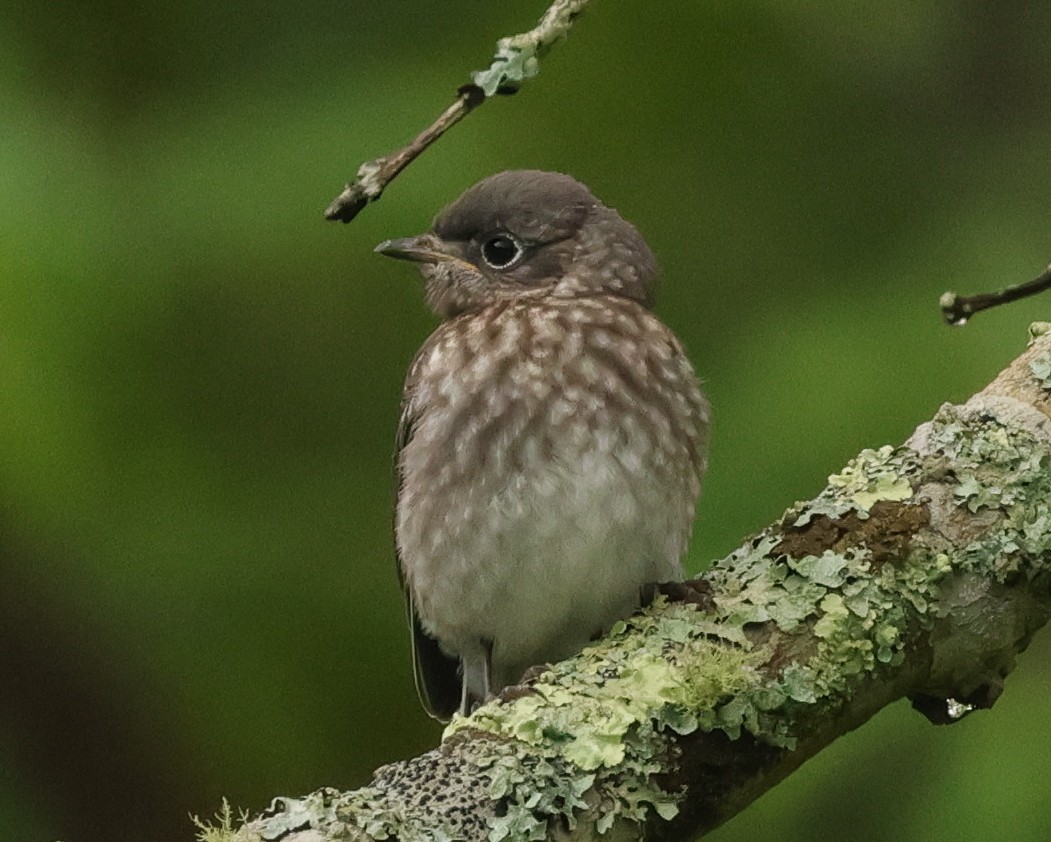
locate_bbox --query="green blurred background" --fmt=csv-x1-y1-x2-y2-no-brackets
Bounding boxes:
3,1,1051,840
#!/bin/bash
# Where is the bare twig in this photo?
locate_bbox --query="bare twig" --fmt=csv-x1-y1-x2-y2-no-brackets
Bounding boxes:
324,0,592,224
941,261,1051,325
323,88,484,223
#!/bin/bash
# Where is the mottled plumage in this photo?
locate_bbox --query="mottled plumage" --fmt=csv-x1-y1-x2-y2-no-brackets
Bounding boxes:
376,171,709,720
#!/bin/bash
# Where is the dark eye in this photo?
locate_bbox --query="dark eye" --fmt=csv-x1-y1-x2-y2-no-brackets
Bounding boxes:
480,234,523,269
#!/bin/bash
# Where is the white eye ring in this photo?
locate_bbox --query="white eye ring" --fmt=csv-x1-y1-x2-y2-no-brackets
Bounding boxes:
480,233,524,270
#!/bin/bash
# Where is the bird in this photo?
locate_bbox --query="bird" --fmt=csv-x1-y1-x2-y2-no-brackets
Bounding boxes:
375,170,710,720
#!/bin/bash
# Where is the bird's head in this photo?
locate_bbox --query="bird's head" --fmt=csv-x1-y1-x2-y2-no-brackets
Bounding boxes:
375,170,659,318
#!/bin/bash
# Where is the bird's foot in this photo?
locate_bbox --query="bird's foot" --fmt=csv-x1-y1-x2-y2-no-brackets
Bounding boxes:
496,663,550,706
645,578,715,610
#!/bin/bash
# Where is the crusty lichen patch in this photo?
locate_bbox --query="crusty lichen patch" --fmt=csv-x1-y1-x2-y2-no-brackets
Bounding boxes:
447,600,769,835
1029,352,1051,391
707,442,940,698
917,403,1051,582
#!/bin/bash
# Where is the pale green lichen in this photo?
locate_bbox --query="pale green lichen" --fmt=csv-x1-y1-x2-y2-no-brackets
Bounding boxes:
471,0,588,95
826,445,915,514
486,755,594,841
711,535,924,702
1029,351,1051,390
1028,321,1051,343
711,444,928,700
710,432,986,710
446,600,769,834
253,788,381,841
340,786,411,841
806,567,903,692
923,405,1051,582
193,799,257,842
792,445,918,527
954,473,1002,511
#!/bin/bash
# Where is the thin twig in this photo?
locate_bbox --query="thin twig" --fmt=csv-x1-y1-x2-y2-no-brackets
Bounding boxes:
323,88,483,223
941,262,1051,326
324,0,592,224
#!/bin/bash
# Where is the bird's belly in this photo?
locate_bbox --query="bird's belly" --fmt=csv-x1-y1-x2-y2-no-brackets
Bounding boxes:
399,436,690,686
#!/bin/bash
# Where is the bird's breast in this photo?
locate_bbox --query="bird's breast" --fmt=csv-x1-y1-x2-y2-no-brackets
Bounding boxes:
396,297,709,670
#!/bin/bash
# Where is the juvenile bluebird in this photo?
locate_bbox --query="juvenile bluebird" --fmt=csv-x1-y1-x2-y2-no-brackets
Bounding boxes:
376,171,710,720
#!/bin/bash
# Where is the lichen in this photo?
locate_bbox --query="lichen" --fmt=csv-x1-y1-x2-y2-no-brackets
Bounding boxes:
1029,351,1051,391
445,600,768,835
193,799,258,842
1028,321,1051,343
711,538,919,703
921,404,1051,582
829,445,915,511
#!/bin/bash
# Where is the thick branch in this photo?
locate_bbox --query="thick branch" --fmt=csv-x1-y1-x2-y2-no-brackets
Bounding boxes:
205,325,1051,842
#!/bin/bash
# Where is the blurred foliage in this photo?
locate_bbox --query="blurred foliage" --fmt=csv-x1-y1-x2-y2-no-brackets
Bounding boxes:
2,1,1051,840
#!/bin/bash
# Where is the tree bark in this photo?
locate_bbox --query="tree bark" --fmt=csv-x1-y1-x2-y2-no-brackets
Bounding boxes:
207,325,1051,842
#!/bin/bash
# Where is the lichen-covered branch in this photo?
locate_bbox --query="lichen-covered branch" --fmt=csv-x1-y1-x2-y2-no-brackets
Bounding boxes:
323,0,591,223
206,324,1051,842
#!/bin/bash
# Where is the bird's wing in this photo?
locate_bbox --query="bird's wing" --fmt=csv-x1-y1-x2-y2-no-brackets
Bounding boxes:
395,371,461,721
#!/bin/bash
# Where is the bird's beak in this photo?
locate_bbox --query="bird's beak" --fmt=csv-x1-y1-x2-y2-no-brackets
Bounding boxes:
374,234,452,265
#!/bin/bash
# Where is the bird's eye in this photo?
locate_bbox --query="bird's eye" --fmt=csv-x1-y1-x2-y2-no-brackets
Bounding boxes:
480,234,523,269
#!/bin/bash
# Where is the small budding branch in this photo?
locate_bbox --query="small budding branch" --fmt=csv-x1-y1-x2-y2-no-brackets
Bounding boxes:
323,0,591,224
